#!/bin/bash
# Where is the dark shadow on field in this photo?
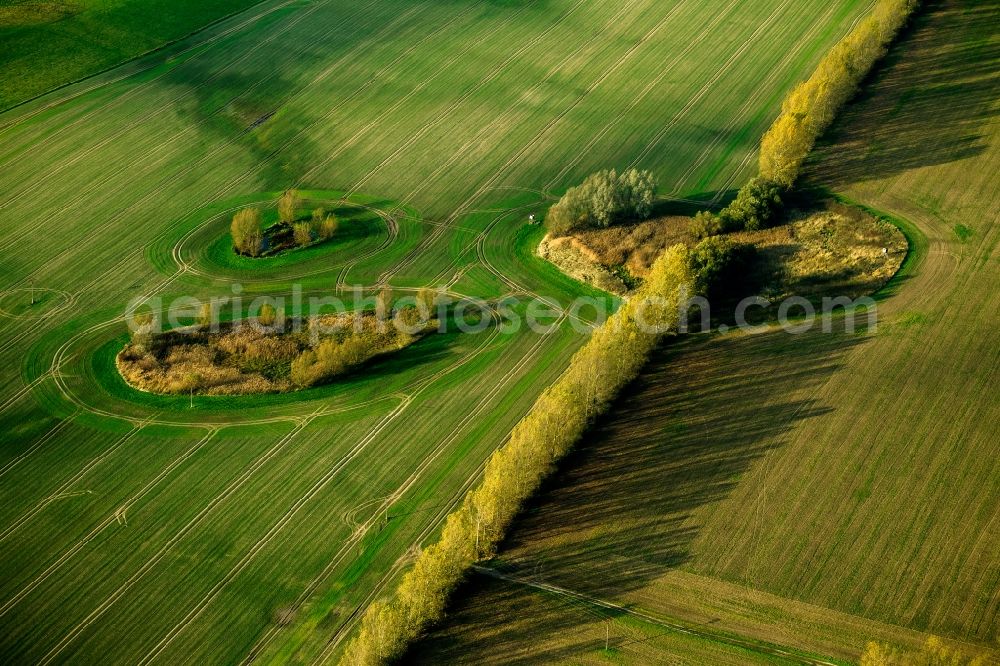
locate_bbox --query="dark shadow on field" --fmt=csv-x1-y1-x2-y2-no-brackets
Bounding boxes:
409,326,867,664
164,59,323,187
153,2,432,189
805,0,1000,188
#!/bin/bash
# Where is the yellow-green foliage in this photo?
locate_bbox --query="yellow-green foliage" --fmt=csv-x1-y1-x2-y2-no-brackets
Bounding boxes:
293,221,313,247
860,637,987,666
231,207,263,257
546,168,657,236
278,189,301,224
339,245,694,665
313,207,339,240
759,0,918,186
317,214,338,240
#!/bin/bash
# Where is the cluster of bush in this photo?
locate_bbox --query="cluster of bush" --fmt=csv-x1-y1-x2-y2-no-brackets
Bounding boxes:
691,176,787,239
231,189,338,257
861,637,987,666
122,291,439,395
546,168,657,236
341,245,695,664
692,0,917,240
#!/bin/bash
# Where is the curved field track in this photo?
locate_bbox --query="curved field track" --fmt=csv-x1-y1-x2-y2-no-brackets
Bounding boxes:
0,0,877,663
409,1,1000,663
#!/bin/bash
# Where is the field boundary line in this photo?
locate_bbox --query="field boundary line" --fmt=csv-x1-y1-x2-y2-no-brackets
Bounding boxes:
0,0,291,125
473,565,841,666
0,0,416,221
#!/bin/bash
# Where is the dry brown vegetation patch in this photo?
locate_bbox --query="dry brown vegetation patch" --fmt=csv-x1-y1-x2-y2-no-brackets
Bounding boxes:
550,203,905,300
118,309,434,396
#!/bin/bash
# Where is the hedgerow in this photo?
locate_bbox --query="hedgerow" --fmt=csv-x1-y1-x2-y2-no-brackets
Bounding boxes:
701,0,920,235
340,244,694,665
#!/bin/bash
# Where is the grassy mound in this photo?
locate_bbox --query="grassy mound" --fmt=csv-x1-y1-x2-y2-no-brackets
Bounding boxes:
118,309,436,396
544,201,906,301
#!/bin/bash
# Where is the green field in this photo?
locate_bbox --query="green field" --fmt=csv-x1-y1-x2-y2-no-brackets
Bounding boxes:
412,1,1000,663
0,0,273,110
0,0,883,663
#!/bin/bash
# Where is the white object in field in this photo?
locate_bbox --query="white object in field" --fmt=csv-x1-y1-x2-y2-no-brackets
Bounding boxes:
882,247,888,256
529,214,536,224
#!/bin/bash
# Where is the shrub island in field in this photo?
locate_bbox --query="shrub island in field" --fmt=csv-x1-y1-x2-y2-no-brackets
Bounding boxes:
231,189,340,258
117,300,438,396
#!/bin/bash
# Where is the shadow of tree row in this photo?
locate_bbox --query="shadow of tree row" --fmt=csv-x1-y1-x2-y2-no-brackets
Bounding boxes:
409,325,867,663
806,0,1000,187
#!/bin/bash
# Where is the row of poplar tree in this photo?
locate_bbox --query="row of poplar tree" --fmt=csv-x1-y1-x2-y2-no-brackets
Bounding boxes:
339,0,920,662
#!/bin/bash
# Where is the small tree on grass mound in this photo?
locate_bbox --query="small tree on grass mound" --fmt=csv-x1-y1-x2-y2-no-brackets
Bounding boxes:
293,222,313,247
278,189,301,224
231,208,263,257
318,214,338,240
546,168,657,236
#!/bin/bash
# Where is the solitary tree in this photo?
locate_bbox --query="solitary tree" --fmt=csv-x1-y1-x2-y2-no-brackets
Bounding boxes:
232,208,263,257
278,189,301,224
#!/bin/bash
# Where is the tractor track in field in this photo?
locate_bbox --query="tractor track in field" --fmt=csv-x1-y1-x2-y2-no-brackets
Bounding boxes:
337,0,648,203
542,0,746,191
0,413,78,481
381,0,702,285
668,1,843,196
625,0,799,171
0,416,157,545
35,413,322,666
0,0,395,183
0,428,218,619
0,0,473,280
